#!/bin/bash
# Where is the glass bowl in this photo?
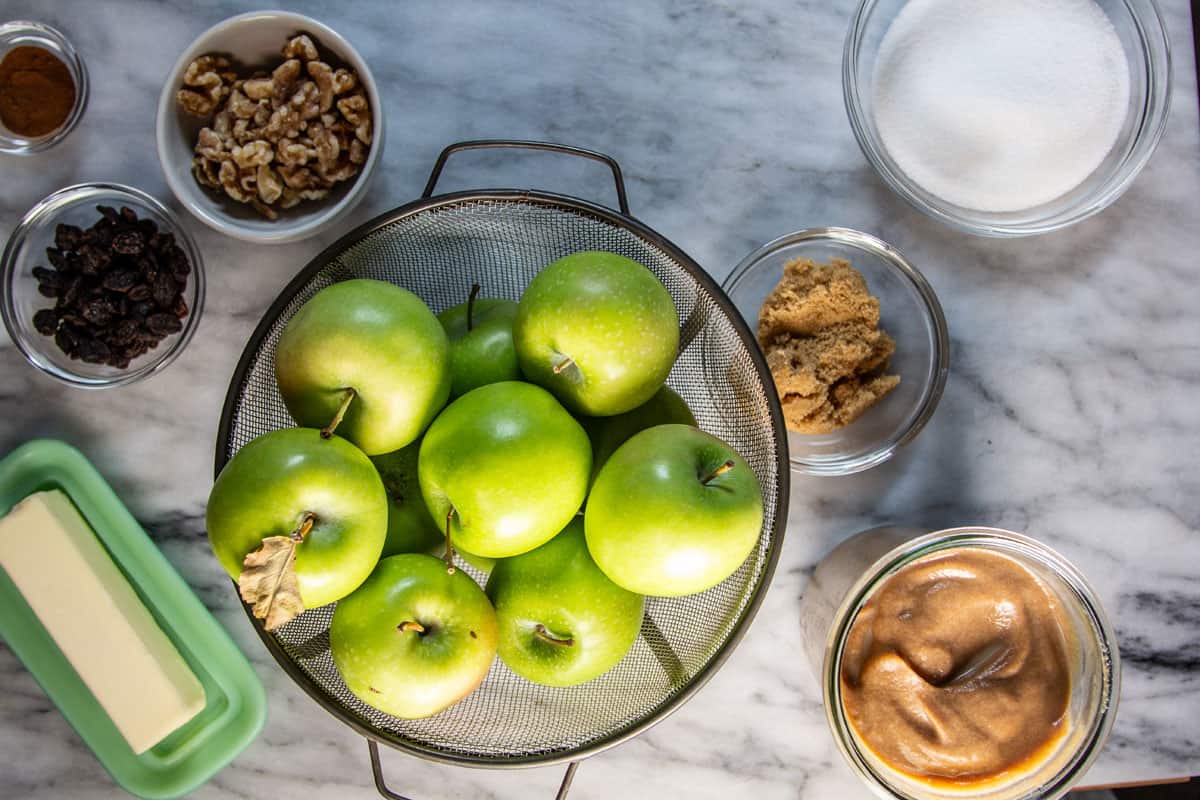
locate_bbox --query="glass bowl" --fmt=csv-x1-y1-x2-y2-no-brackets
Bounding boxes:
721,228,948,476
0,21,89,154
843,0,1172,237
1,184,205,388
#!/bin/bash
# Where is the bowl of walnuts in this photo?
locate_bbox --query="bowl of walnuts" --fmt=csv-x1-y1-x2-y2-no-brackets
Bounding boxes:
155,11,383,243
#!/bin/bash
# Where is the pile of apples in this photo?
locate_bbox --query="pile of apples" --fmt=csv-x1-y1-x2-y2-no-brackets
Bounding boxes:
206,250,764,719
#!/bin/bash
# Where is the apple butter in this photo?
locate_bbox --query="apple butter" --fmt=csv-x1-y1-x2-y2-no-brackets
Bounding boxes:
839,547,1073,786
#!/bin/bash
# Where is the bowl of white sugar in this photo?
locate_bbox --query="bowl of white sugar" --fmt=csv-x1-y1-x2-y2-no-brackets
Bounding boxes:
844,0,1171,237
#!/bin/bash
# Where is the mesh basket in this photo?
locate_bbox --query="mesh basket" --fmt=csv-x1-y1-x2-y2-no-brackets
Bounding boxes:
214,142,789,793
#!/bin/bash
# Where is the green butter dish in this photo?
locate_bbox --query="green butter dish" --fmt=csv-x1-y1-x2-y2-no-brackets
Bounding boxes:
0,439,265,799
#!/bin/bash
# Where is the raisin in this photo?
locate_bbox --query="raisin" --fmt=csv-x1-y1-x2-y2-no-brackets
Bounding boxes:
77,338,111,364
33,309,59,335
152,272,178,309
96,205,119,223
32,266,62,286
78,243,111,275
54,327,79,356
132,300,155,317
81,299,117,327
110,319,139,345
54,223,84,251
119,206,138,224
128,285,151,302
150,231,175,253
102,270,138,292
146,312,183,336
112,231,145,255
45,247,68,269
172,295,189,319
36,282,59,298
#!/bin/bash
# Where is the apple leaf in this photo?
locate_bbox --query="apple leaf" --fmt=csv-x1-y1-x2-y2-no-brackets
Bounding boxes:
239,535,305,631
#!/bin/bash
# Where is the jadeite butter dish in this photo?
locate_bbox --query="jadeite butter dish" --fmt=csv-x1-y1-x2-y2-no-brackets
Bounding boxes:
0,439,265,799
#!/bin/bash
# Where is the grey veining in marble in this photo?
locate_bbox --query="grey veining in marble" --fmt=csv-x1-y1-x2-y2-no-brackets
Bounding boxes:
1,1,1198,798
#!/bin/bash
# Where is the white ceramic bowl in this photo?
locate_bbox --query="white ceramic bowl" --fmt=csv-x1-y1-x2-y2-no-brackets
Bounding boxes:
155,11,384,243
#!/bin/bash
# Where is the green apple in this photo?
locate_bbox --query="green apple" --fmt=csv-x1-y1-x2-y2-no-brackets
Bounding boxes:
486,518,643,687
583,384,696,482
206,427,387,609
275,279,451,456
330,553,498,719
370,443,443,558
419,381,591,559
585,424,763,597
438,285,521,399
513,251,679,416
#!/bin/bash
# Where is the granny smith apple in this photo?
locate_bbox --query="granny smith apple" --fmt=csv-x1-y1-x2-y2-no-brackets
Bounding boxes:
206,427,387,609
585,424,763,597
583,384,696,482
330,553,498,719
438,285,521,398
419,381,591,559
486,519,643,687
370,443,443,558
513,251,679,416
275,279,451,455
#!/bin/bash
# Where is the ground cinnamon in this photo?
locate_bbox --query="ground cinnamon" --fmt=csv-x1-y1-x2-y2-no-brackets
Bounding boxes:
0,46,76,137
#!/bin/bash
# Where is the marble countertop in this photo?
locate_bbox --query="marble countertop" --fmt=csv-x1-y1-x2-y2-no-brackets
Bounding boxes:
2,1,1198,798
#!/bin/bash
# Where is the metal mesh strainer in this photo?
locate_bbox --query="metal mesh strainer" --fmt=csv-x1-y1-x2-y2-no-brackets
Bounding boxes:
214,142,789,798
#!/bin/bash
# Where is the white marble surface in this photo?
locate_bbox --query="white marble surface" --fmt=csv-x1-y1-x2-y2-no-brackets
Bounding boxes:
1,1,1198,798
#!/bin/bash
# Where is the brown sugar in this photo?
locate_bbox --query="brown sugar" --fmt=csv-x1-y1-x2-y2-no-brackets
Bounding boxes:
758,257,899,434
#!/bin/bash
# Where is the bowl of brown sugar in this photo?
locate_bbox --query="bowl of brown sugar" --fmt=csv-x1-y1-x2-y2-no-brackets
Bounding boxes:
722,228,948,475
0,21,88,154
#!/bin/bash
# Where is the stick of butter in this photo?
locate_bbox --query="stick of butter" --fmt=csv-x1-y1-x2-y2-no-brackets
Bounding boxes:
0,490,206,754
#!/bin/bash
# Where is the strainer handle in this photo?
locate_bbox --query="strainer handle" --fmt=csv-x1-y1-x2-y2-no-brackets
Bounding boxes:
422,139,631,215
368,740,581,799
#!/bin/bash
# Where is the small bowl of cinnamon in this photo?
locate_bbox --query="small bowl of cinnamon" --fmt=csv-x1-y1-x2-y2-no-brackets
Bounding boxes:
0,21,88,155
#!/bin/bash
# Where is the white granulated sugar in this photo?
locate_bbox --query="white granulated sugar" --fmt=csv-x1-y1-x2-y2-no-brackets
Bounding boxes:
872,0,1131,213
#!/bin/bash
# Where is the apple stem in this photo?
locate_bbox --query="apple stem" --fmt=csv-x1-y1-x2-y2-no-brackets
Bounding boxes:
290,511,316,542
442,507,457,575
466,283,481,332
701,460,736,485
397,621,425,635
552,356,574,375
533,623,574,648
320,388,357,439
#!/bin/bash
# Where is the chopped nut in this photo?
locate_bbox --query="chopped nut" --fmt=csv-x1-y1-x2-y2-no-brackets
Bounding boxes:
283,34,319,62
177,88,218,117
232,140,273,169
306,60,335,112
349,139,367,165
337,93,369,126
257,164,284,204
243,77,274,100
279,164,320,190
331,68,357,95
277,139,315,166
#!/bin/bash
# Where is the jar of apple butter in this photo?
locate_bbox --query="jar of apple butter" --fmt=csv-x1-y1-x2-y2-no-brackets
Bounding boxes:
800,527,1119,800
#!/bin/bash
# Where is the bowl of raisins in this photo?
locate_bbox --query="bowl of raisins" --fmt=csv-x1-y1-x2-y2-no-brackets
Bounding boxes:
1,183,204,387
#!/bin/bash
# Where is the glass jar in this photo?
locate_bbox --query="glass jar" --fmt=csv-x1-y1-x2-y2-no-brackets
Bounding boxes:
800,527,1119,799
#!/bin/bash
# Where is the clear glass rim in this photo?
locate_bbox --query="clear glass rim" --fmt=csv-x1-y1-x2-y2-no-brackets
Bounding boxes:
1,183,206,389
842,0,1173,238
822,527,1121,800
722,227,950,476
0,20,90,154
